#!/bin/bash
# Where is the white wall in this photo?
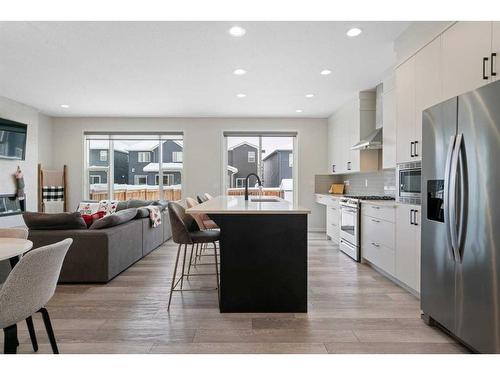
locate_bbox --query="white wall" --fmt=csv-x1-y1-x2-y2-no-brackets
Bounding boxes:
37,113,54,168
0,96,54,227
51,117,329,230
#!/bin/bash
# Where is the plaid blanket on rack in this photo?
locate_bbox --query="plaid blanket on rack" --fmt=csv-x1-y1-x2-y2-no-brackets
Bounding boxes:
42,186,65,201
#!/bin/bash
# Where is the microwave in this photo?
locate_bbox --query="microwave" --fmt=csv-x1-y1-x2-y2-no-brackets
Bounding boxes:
397,161,421,204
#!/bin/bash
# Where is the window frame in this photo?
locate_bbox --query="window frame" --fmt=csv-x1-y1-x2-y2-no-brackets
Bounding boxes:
134,175,148,185
288,153,293,168
89,175,102,184
172,151,183,162
248,151,256,163
99,150,108,162
138,151,151,163
235,177,246,188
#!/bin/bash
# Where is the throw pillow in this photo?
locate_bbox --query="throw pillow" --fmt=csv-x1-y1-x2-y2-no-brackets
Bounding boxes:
98,200,119,216
81,214,93,228
135,207,150,219
89,208,138,230
77,202,100,215
23,212,87,230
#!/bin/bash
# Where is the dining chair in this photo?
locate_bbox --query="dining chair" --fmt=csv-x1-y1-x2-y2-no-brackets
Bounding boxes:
196,195,208,204
167,202,219,310
0,227,38,352
0,238,73,354
204,193,214,200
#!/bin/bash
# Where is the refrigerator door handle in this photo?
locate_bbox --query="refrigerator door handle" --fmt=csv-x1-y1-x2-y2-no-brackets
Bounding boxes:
456,134,467,262
444,135,457,261
449,133,463,262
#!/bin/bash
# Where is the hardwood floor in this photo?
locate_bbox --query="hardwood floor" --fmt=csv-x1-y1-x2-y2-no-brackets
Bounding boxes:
3,232,469,354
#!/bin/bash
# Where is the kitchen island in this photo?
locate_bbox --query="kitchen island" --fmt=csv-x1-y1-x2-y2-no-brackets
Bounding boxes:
186,195,310,313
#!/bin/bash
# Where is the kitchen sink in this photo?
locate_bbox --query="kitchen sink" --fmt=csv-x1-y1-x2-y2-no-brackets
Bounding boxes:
250,197,280,202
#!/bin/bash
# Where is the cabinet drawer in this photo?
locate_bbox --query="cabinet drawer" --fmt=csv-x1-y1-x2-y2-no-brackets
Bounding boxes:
316,194,329,205
326,222,340,241
327,206,340,224
361,203,395,223
362,240,395,276
361,215,395,249
316,195,340,207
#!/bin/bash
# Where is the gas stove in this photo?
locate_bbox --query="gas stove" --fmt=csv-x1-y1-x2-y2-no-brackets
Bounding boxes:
343,195,395,201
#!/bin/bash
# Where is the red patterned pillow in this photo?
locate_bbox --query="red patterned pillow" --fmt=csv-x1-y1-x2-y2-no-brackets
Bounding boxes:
81,214,93,228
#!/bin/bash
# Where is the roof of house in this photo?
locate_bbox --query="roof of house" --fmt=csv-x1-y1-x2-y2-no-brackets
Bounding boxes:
227,141,258,151
262,149,292,161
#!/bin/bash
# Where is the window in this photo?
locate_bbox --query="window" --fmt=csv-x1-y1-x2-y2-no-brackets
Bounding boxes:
225,133,296,203
155,173,175,186
99,150,108,161
134,175,148,185
172,151,183,162
85,133,183,202
138,152,151,163
235,178,246,188
248,151,256,163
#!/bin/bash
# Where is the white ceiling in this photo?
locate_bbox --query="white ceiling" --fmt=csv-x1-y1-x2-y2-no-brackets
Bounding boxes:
0,21,410,118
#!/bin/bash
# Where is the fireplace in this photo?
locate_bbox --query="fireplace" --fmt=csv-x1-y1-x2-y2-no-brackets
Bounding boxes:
0,194,23,217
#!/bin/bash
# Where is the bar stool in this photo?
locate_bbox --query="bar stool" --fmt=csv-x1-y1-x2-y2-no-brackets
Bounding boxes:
185,197,219,271
204,193,214,200
167,202,220,311
197,195,208,204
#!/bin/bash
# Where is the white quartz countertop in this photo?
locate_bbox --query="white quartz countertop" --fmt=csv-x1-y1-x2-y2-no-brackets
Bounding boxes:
186,195,310,215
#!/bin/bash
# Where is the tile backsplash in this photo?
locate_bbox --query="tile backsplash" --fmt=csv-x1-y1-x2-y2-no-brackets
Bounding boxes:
315,169,396,196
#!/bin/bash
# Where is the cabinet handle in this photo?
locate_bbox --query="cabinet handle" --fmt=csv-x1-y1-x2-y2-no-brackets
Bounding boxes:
331,223,337,227
332,164,336,173
347,161,351,170
410,209,414,225
371,206,380,209
413,209,419,226
371,219,380,223
483,56,489,80
371,242,380,247
492,53,497,77
410,141,415,157
414,141,419,157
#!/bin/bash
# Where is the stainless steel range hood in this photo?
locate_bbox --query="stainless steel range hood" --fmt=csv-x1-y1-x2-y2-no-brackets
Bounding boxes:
351,83,383,150
351,127,383,150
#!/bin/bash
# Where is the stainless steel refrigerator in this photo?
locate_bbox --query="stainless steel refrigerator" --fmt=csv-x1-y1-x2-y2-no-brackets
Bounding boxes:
422,80,500,353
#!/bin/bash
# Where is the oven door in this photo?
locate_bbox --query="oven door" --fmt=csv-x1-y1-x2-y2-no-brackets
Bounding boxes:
340,204,358,246
399,168,421,198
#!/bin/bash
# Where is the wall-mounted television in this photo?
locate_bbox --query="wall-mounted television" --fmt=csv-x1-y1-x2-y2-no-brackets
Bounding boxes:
0,118,27,160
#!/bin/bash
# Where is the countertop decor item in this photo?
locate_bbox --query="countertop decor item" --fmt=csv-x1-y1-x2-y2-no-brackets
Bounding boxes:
329,183,344,195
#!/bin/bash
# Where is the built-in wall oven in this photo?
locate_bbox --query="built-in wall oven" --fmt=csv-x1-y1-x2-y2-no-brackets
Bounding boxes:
339,198,360,262
397,161,422,204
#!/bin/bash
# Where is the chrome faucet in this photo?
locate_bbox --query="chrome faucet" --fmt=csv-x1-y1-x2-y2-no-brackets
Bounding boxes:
244,173,262,201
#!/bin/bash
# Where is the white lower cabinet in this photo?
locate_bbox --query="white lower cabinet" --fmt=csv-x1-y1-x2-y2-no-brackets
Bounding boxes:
316,194,340,243
361,203,396,277
395,204,421,293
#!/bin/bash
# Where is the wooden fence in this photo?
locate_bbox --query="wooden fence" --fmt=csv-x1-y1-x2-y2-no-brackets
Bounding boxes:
90,187,181,201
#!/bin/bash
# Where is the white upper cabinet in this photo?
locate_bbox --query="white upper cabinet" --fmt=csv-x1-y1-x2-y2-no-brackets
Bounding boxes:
442,21,493,99
382,75,397,169
415,36,443,157
492,22,500,81
396,56,416,164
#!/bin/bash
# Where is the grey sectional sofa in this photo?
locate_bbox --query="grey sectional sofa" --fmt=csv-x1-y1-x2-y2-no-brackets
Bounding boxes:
27,202,172,283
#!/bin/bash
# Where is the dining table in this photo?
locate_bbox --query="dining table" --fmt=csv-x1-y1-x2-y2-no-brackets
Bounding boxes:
0,237,34,269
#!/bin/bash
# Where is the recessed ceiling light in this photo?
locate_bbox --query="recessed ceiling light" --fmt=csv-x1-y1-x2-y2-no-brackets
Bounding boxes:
233,68,247,76
229,26,246,37
320,69,332,75
60,104,69,108
296,109,303,113
305,94,314,98
236,93,247,98
346,27,362,37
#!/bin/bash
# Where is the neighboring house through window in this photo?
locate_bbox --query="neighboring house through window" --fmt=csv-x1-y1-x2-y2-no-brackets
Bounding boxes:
289,153,293,167
172,151,183,162
235,178,246,188
138,151,151,162
134,175,148,185
248,151,256,163
155,173,175,186
89,175,101,184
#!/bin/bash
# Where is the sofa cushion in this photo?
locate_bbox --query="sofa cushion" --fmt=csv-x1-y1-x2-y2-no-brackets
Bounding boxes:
89,208,138,229
135,207,150,219
127,200,154,209
115,201,129,212
23,212,87,230
152,200,169,211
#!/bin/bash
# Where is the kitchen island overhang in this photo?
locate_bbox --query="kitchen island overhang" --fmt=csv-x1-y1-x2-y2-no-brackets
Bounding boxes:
186,195,310,313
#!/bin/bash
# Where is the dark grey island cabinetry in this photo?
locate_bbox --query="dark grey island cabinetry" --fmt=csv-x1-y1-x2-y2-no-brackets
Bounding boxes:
187,195,310,313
